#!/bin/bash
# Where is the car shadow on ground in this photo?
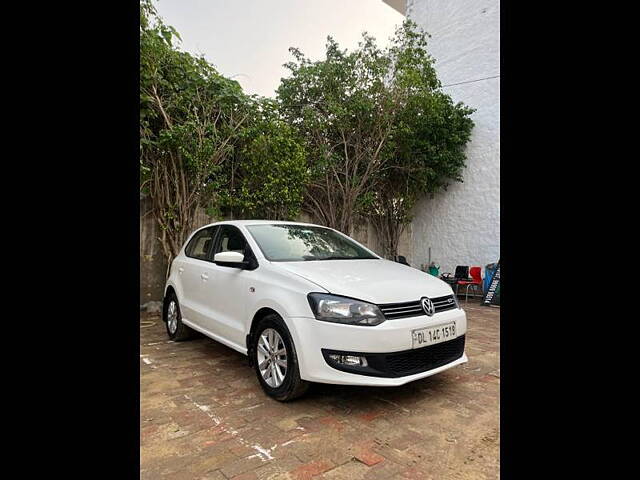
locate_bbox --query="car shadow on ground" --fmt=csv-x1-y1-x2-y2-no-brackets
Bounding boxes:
191,328,451,405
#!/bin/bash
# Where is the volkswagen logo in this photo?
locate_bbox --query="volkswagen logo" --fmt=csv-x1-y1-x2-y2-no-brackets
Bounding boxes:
421,296,435,316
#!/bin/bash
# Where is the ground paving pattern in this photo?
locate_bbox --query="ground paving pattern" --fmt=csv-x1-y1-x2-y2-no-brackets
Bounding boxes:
141,301,499,479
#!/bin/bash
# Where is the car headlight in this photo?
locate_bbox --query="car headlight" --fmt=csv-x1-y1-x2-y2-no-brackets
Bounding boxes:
307,293,385,326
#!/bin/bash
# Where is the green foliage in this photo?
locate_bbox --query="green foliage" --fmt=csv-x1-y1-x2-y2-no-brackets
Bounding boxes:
140,0,247,186
222,99,309,220
277,34,396,233
139,1,474,262
368,22,475,257
278,20,475,255
140,0,251,259
140,1,307,261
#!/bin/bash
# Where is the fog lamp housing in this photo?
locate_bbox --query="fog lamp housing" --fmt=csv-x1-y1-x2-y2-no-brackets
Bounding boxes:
327,354,368,367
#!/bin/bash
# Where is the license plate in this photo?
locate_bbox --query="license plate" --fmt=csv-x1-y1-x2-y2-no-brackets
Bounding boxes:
412,322,457,348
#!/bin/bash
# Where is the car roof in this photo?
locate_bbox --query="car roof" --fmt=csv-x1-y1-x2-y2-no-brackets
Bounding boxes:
199,219,331,229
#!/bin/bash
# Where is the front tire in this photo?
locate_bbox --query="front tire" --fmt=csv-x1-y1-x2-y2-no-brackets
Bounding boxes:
253,314,309,401
164,293,193,341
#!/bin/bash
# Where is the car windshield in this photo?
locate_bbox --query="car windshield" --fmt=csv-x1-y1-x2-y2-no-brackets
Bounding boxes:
246,224,379,262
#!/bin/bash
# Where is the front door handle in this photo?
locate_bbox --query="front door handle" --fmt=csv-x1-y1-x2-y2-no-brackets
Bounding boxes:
178,267,184,274
200,272,209,281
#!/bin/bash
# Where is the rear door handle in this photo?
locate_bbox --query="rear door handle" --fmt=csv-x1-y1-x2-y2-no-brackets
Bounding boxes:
201,272,209,281
178,267,184,274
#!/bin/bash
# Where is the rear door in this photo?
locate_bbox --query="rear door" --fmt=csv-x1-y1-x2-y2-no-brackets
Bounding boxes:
179,226,218,325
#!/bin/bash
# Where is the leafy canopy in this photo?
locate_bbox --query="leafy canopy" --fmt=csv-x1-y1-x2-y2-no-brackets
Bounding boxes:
278,34,400,233
140,0,307,262
221,99,309,220
278,20,474,255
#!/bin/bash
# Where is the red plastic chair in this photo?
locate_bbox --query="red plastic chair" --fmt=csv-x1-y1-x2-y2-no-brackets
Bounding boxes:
457,266,483,303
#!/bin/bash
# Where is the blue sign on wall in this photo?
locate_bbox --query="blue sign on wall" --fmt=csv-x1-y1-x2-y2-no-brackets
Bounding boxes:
482,261,500,306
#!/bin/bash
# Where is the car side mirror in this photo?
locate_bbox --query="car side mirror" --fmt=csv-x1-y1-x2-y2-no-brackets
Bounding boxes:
214,251,247,268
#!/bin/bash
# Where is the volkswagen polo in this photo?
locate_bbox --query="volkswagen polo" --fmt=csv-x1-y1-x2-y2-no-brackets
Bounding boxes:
163,220,468,401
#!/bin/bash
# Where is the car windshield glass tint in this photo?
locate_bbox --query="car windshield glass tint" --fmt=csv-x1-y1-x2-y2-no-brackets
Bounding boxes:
246,224,378,262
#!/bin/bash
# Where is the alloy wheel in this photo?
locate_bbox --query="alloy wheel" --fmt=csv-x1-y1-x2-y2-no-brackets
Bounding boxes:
167,300,178,334
257,328,288,388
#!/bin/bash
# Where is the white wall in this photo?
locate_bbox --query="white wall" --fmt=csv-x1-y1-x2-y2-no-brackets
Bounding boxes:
405,0,500,274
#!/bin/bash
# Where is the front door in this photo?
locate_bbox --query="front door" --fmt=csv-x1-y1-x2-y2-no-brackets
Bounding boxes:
201,225,255,348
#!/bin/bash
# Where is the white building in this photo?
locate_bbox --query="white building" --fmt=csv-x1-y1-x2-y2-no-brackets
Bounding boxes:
383,0,500,275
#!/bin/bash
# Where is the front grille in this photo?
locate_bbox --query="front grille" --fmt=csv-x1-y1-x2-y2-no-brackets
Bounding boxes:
321,335,466,378
378,295,457,320
385,335,465,376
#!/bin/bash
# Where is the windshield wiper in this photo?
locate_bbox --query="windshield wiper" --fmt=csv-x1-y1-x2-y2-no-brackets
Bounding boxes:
301,255,376,261
320,256,376,260
301,255,351,261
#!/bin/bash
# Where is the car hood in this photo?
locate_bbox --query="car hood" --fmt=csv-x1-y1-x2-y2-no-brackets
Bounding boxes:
276,258,454,304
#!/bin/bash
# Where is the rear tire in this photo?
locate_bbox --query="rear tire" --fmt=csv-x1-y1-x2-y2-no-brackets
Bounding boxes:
164,292,193,341
253,314,309,401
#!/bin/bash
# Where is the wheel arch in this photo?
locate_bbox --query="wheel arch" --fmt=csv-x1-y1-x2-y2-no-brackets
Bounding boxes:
162,285,177,323
246,306,287,365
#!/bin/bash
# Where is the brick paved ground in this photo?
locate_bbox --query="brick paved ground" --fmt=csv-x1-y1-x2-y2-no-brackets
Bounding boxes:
141,301,499,480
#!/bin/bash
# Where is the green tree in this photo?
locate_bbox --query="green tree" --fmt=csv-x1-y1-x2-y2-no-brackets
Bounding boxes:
369,22,475,258
277,34,397,235
278,20,474,256
140,0,249,264
222,99,309,220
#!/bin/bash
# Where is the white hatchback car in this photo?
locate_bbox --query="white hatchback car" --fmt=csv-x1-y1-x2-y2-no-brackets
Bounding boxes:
163,220,467,401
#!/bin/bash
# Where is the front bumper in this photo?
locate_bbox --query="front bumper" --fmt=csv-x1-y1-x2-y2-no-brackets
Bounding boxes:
286,307,468,387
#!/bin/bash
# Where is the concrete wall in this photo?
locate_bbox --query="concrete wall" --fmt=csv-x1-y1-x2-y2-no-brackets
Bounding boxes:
405,0,500,275
140,197,168,305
